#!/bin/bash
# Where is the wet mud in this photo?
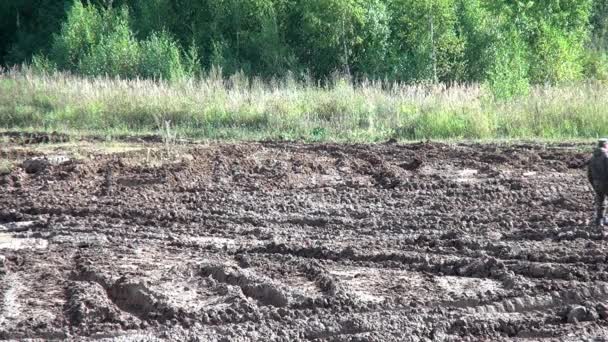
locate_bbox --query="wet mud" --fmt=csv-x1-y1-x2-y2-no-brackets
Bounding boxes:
0,140,607,341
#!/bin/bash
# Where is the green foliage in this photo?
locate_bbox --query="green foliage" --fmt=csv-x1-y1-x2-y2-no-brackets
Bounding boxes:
140,32,186,80
590,0,608,51
0,0,70,65
30,54,57,74
583,49,608,80
50,1,104,70
455,0,493,81
248,13,297,77
529,23,586,83
78,9,141,78
184,40,203,77
288,0,391,77
484,0,593,85
45,2,191,80
386,0,466,82
487,28,530,99
0,0,605,87
350,0,391,76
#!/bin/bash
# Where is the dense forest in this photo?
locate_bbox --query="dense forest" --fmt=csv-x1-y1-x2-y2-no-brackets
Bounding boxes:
1,1,608,95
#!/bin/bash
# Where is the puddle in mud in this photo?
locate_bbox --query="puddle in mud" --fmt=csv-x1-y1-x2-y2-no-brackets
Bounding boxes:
0,233,48,250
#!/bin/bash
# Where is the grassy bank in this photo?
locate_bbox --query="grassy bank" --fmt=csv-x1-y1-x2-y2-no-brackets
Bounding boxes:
1,69,607,142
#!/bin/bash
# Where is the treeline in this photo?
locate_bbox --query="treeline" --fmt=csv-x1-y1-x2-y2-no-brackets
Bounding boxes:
1,0,608,96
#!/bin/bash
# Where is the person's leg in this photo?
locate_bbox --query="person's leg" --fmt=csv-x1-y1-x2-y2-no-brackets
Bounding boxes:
596,191,606,226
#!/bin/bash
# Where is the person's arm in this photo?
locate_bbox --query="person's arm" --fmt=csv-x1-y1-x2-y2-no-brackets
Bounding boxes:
604,150,608,181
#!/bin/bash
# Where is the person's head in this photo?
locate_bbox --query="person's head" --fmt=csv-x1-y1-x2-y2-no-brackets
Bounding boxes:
599,138,608,149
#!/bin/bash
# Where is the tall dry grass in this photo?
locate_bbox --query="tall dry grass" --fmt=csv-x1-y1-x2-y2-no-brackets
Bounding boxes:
1,68,607,141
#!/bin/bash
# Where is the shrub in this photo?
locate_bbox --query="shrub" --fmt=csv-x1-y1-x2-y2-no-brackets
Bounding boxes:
30,54,57,74
487,29,530,99
529,23,586,83
79,22,141,78
139,31,186,81
50,1,104,71
583,49,608,80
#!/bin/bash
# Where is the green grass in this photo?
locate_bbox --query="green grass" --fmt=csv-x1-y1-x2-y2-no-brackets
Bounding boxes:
1,69,608,142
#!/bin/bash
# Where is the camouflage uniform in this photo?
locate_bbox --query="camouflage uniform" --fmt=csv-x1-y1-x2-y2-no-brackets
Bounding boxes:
588,139,608,226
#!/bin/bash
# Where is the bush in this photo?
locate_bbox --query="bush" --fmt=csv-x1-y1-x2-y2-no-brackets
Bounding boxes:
50,3,142,78
528,24,586,83
487,29,530,99
48,2,192,80
583,49,608,81
78,23,141,78
50,1,104,71
139,31,186,80
30,54,57,74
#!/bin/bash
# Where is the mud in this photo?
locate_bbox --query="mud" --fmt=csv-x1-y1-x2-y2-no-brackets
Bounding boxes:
0,131,71,145
0,140,607,341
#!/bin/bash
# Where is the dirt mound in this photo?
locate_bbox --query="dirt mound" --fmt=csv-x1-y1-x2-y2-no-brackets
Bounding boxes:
0,141,606,340
0,131,71,144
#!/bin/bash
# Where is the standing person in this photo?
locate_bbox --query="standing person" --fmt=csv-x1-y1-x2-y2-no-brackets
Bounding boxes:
588,139,608,226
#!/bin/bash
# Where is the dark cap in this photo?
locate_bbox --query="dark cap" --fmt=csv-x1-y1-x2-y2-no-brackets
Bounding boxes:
599,138,608,147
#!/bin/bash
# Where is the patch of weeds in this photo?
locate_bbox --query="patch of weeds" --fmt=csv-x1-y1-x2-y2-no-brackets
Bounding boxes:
310,127,327,141
0,160,13,175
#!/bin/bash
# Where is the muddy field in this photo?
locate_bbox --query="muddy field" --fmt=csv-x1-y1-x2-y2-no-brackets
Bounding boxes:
1,136,608,341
